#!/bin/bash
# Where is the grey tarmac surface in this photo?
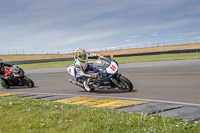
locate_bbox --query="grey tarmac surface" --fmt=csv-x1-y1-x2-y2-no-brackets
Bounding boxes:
1,59,200,104
1,59,200,122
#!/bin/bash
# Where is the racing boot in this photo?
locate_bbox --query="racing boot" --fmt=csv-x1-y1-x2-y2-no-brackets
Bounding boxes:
83,81,91,92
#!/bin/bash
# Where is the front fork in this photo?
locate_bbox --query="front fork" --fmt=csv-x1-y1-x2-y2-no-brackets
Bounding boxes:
110,73,121,88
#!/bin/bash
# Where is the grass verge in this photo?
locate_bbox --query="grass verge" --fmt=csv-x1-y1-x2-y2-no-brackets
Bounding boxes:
0,97,199,132
18,60,74,69
114,52,200,64
17,52,200,69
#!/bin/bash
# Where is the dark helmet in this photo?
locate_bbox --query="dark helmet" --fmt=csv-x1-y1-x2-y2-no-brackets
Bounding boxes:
0,58,3,65
0,58,4,71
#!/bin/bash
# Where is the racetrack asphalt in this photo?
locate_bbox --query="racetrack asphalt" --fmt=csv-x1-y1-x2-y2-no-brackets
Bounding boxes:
2,59,200,104
1,59,200,122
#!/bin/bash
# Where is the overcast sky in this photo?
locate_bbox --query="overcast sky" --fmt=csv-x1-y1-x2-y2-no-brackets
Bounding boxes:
0,0,200,54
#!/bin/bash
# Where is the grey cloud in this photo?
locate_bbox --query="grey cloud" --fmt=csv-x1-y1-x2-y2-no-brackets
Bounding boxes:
1,0,200,54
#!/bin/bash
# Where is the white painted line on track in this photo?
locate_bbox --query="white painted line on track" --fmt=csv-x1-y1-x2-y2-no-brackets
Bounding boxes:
2,91,200,107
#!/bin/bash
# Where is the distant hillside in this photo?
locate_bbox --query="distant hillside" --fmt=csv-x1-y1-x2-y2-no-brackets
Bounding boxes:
1,43,200,61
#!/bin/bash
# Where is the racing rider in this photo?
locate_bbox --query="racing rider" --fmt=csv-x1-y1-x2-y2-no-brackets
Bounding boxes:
0,58,13,88
74,48,101,91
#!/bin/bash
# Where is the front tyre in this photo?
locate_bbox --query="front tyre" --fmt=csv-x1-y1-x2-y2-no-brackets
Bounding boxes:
24,77,34,88
118,75,133,92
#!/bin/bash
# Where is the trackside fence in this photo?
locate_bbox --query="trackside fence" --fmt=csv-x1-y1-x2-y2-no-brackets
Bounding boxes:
6,48,200,65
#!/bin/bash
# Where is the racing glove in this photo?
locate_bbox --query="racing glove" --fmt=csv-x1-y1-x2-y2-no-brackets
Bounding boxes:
90,73,99,79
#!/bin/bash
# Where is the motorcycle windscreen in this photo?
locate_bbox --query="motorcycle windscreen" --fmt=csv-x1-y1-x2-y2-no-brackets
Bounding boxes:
11,66,20,73
93,58,110,68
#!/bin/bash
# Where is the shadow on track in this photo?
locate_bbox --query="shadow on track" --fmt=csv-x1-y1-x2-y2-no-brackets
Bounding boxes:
0,86,39,90
79,89,137,94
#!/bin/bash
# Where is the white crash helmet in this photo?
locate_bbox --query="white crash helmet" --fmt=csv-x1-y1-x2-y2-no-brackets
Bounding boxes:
75,48,87,62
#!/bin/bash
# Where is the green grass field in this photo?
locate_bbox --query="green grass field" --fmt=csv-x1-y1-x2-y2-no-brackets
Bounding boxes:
0,97,199,133
17,52,200,69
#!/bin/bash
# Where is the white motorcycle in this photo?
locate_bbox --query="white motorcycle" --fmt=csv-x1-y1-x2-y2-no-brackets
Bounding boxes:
67,56,133,92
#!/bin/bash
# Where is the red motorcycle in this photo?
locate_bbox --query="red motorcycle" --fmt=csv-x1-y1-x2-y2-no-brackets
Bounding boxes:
3,66,34,89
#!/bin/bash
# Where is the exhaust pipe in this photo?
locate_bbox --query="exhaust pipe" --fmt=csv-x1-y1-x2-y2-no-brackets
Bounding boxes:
69,79,84,88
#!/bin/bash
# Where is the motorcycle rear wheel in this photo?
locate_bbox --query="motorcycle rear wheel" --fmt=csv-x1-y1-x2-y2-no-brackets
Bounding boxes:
3,85,10,89
1,80,10,89
118,75,133,92
25,77,34,88
87,84,95,91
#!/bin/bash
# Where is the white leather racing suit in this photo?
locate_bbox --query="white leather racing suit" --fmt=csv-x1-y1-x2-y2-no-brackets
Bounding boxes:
74,53,100,78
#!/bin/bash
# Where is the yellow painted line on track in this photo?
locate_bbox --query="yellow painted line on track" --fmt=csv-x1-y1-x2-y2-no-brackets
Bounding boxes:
92,100,148,108
54,96,94,104
0,93,21,96
54,96,149,109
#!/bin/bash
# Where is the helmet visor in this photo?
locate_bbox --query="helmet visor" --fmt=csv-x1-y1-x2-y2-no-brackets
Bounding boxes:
78,53,86,61
78,53,86,59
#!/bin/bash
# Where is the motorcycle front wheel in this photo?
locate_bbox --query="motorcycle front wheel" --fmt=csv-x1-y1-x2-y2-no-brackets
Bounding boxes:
24,77,34,88
118,75,133,92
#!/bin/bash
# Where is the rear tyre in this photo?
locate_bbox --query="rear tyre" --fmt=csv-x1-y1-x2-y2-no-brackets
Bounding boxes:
118,75,133,92
1,79,10,89
89,87,95,91
3,85,10,89
24,77,34,88
88,82,95,91
83,81,95,92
